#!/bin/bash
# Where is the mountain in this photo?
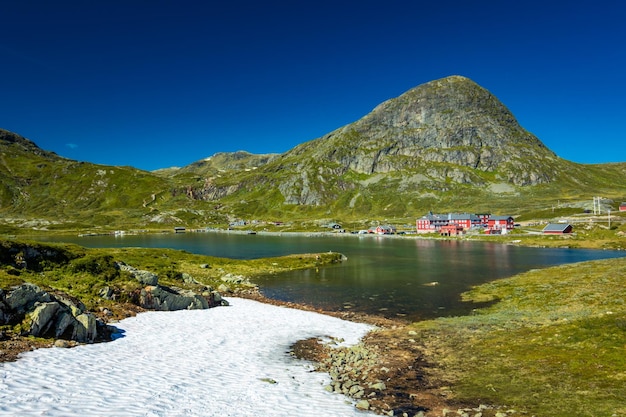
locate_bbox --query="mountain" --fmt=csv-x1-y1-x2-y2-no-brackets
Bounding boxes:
1,76,625,230
179,76,625,218
286,75,557,185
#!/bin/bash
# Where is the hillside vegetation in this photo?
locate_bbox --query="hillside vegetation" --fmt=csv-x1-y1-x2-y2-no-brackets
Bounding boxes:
1,76,625,233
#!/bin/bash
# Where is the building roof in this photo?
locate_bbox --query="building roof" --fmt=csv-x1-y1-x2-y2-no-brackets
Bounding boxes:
448,213,480,221
542,223,572,232
490,215,514,221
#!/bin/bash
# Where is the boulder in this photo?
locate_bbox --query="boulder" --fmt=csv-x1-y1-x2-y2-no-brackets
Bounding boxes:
1,283,100,343
132,270,159,286
139,285,210,311
5,283,50,313
181,273,200,284
73,313,97,342
117,262,159,286
25,300,98,343
28,302,61,337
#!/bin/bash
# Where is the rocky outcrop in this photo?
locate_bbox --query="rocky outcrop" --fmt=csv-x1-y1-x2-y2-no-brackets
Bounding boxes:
139,285,223,311
117,262,159,285
116,261,228,310
1,283,101,343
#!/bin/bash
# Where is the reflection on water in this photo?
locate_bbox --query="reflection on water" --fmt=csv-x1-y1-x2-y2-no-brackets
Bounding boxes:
37,232,625,320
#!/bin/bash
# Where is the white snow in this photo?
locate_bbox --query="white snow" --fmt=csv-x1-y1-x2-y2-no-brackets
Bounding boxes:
0,298,375,417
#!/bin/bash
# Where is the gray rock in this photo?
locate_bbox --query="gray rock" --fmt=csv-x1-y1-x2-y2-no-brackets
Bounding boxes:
22,294,98,343
217,284,231,293
99,286,115,300
6,283,50,313
28,302,61,336
139,286,210,311
73,313,97,343
221,273,246,284
54,339,71,348
133,270,159,286
182,273,199,284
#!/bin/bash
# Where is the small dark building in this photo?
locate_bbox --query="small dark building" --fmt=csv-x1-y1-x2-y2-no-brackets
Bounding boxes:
542,223,573,234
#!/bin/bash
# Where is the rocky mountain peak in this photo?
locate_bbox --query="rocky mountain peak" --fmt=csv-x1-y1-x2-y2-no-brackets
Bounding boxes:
284,75,557,186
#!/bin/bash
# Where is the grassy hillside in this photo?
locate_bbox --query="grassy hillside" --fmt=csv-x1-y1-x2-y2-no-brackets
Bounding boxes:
2,74,626,233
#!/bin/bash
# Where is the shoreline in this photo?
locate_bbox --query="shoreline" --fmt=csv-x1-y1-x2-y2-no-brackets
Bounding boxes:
0,281,458,416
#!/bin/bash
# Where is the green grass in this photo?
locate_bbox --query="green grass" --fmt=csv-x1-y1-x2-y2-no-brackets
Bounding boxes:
407,257,626,416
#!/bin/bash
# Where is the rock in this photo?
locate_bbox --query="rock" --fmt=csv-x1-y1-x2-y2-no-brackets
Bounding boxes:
132,270,159,286
355,399,370,410
99,286,115,300
28,302,61,336
181,273,199,284
139,285,210,311
54,339,71,348
17,290,99,343
217,284,231,293
73,313,97,342
221,273,246,284
368,381,386,391
5,283,50,313
117,262,158,285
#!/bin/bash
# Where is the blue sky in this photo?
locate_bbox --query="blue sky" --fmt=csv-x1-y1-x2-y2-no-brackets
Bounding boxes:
1,1,625,171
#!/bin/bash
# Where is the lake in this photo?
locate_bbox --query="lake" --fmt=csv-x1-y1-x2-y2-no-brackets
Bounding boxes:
39,232,625,321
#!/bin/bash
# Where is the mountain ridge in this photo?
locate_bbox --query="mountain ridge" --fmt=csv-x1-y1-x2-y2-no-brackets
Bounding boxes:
1,76,625,229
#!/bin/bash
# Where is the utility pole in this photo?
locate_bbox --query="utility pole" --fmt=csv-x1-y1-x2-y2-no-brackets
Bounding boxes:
608,209,611,229
593,196,603,215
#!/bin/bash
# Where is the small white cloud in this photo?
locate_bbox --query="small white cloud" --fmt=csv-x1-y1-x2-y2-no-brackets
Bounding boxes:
65,143,78,149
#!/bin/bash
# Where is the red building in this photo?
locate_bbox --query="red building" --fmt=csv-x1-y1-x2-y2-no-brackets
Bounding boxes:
619,202,626,212
487,215,515,232
416,213,481,233
417,212,516,233
372,225,397,234
439,224,464,236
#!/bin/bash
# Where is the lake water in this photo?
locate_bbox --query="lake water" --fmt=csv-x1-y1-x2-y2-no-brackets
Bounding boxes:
39,232,625,321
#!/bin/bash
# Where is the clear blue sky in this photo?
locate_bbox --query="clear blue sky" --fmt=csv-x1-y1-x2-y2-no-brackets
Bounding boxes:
1,1,625,171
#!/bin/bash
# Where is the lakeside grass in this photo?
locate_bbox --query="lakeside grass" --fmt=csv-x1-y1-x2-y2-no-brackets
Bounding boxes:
396,257,626,416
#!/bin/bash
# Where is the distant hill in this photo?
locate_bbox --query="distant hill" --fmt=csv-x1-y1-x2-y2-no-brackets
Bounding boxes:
1,76,625,230
0,128,221,230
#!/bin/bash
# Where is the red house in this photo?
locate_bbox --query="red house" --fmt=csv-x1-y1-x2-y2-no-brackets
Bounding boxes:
487,215,515,231
416,213,448,233
440,224,464,236
620,202,626,212
373,225,397,234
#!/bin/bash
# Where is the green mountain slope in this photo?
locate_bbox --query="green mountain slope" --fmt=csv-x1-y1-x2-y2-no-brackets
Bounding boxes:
1,75,625,230
0,129,222,230
178,76,626,220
